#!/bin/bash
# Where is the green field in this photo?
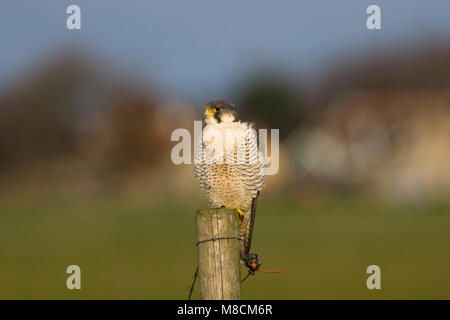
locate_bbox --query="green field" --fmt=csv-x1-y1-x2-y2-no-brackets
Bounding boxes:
0,194,449,299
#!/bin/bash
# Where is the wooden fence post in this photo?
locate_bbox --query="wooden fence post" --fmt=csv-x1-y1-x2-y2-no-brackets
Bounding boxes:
195,208,241,300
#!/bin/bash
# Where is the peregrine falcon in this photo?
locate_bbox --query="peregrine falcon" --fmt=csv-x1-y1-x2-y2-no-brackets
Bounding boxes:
194,100,265,267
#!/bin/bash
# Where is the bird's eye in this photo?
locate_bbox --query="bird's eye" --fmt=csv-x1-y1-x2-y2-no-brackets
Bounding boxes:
214,107,221,112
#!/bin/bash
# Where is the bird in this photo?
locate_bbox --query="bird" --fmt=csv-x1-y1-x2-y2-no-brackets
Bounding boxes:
194,100,265,268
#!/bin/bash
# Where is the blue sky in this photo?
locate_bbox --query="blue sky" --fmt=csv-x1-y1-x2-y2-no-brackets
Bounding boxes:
1,1,450,100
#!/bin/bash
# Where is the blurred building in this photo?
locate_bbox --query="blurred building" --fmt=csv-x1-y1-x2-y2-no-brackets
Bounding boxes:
289,44,450,201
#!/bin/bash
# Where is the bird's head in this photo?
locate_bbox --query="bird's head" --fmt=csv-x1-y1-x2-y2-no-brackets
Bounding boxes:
203,100,239,125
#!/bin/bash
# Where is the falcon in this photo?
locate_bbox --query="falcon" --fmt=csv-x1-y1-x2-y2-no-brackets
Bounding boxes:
194,100,265,268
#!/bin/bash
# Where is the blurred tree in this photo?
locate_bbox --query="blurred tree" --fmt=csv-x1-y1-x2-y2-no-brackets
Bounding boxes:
0,54,90,171
0,50,166,190
105,93,166,172
238,74,305,140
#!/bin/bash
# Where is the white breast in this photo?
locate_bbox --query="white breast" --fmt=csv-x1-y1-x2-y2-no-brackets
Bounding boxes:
194,120,266,209
203,121,255,164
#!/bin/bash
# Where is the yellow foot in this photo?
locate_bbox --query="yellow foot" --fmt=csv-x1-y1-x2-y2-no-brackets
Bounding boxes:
236,208,244,219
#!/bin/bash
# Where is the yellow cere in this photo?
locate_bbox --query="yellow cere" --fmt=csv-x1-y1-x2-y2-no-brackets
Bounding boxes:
204,108,215,118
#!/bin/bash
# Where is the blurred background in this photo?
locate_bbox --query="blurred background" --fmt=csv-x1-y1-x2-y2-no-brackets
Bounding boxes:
0,0,449,299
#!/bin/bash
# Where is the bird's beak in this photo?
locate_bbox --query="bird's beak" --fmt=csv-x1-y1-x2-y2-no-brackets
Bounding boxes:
204,108,214,119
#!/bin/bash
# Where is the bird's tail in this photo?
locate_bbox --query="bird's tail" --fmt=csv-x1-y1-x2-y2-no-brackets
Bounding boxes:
239,194,259,260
